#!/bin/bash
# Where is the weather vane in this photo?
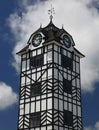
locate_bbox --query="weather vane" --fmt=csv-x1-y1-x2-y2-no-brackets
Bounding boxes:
48,4,55,23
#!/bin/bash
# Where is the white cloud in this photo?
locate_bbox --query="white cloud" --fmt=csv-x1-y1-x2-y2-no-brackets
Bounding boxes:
0,82,18,110
8,0,99,93
84,121,99,130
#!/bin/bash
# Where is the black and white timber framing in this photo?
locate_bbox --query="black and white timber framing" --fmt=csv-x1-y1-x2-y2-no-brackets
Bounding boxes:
17,21,85,130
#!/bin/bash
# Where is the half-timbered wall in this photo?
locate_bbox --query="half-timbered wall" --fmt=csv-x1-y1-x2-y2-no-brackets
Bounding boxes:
18,43,82,130
52,44,82,130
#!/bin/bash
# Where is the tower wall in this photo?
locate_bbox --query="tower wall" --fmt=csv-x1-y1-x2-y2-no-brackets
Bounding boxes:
18,43,82,130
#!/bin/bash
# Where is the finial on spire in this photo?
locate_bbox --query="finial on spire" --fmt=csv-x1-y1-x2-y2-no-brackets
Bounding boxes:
48,4,55,23
62,24,64,29
40,23,42,28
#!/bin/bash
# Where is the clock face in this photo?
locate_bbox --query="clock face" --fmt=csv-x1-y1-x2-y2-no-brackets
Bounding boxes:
63,35,71,48
32,33,42,47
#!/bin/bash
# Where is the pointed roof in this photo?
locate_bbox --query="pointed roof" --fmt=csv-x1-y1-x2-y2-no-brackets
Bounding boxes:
42,21,60,43
27,21,72,45
17,21,85,58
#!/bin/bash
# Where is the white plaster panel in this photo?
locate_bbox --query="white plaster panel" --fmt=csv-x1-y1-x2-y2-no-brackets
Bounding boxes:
22,61,26,71
73,104,77,115
76,62,79,73
35,128,39,130
54,44,58,51
59,100,63,111
48,44,52,50
21,76,25,84
37,68,41,72
59,73,62,81
32,74,36,81
59,95,63,99
60,127,63,130
68,74,71,80
54,126,58,130
45,46,47,52
64,101,67,110
69,103,72,111
59,54,61,65
42,66,46,70
47,52,52,63
41,99,46,111
68,94,72,98
42,71,46,80
77,101,81,105
41,95,46,99
20,108,24,115
36,101,40,112
47,98,52,109
54,98,58,109
20,104,24,109
26,77,30,84
44,54,46,64
31,97,35,101
32,69,36,73
25,103,29,114
20,100,24,104
37,72,41,79
54,93,58,98
33,50,36,56
26,70,31,74
72,79,76,86
54,52,58,63
73,61,75,71
68,98,72,102
26,92,29,98
64,96,67,101
27,59,30,70
48,93,52,97
40,127,46,130
30,128,34,130
47,126,52,130
37,48,41,55
48,68,52,77
54,69,58,79
25,99,30,103
36,96,40,100
31,102,35,113
64,73,67,80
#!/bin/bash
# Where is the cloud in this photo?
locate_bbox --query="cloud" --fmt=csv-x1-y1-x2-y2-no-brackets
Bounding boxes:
84,121,99,130
8,0,99,93
0,82,18,110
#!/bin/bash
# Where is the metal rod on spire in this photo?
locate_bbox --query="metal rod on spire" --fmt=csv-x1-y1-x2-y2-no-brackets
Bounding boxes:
48,4,55,23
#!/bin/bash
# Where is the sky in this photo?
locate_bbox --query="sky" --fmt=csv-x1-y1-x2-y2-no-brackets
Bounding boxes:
0,0,99,130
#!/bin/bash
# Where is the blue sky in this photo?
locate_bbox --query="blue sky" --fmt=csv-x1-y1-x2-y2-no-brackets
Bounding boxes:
0,0,99,130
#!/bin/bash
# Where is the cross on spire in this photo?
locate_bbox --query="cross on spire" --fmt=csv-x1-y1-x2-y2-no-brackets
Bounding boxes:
48,5,55,23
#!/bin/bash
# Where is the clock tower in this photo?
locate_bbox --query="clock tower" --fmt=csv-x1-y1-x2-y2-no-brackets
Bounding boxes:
17,10,84,130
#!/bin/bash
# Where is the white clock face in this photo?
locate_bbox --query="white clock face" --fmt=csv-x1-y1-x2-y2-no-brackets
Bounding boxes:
32,33,42,47
63,35,71,48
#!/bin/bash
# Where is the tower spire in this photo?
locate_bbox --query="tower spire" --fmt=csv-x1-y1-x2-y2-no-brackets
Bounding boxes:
48,4,55,23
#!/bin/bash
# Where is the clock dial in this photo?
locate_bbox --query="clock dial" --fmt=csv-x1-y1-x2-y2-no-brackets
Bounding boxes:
32,33,42,47
63,35,71,48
